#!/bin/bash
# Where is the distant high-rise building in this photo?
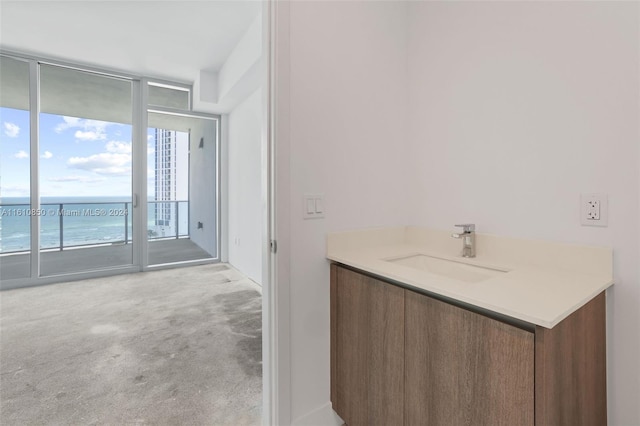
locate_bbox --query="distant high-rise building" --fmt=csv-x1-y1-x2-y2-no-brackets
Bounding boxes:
154,129,188,229
155,129,173,226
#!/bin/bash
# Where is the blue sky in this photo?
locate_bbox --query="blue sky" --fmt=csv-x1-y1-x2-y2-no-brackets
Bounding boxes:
1,107,156,199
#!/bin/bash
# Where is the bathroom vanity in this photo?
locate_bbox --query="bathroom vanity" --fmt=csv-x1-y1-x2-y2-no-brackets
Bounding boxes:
328,227,613,426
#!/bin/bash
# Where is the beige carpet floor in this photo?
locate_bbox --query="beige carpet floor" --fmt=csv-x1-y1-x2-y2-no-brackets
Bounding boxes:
0,263,262,425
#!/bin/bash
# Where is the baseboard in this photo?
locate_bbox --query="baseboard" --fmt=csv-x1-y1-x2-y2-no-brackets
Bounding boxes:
291,402,343,426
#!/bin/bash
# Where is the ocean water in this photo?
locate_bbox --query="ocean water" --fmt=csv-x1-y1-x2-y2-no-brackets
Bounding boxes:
0,197,188,253
0,197,132,252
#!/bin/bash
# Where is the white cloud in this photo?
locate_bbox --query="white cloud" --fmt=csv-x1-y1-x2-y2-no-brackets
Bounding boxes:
55,116,109,133
0,184,29,197
74,130,106,141
147,143,155,155
14,150,29,159
106,141,132,154
66,139,135,176
41,151,53,159
48,175,105,183
54,116,111,141
54,116,81,132
3,122,20,138
67,152,131,176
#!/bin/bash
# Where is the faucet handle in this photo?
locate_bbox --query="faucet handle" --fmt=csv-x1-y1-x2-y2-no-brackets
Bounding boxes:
455,224,475,233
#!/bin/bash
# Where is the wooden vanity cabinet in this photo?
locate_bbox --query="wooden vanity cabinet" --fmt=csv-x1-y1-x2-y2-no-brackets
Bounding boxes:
331,263,405,425
404,289,534,426
330,264,607,426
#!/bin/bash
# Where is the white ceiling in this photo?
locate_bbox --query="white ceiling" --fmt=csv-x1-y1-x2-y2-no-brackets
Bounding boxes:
0,0,262,84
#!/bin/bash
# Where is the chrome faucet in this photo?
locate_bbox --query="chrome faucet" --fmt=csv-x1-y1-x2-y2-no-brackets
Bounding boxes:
451,224,476,258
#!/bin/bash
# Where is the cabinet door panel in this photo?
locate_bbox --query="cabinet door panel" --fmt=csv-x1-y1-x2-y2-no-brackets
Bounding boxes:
405,290,534,426
535,292,607,426
333,266,404,426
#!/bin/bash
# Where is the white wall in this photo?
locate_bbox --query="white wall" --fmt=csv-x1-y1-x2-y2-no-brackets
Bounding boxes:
194,13,263,115
406,2,639,424
286,2,409,423
278,1,639,424
189,118,218,257
228,88,263,284
218,15,262,103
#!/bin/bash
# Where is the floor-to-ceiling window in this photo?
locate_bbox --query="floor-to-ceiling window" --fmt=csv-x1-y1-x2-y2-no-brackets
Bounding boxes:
0,56,31,280
38,64,134,276
0,55,220,288
147,108,219,266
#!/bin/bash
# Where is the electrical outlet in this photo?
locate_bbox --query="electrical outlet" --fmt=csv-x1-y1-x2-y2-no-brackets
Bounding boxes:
581,194,608,227
586,199,600,220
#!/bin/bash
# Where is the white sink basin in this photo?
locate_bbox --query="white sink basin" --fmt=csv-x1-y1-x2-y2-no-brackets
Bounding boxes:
386,254,507,283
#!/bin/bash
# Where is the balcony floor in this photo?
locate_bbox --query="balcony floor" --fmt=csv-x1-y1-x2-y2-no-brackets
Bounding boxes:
0,238,213,281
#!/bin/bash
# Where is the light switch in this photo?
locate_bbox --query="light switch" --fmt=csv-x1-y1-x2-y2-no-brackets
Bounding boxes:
306,198,315,215
303,194,324,219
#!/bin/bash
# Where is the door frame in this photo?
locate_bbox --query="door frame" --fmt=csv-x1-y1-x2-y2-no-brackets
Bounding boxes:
263,0,292,424
141,103,222,271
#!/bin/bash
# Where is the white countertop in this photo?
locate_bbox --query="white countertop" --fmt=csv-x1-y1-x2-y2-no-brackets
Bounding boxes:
327,227,613,329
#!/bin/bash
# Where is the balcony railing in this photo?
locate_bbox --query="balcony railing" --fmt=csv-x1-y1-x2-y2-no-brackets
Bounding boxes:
0,200,189,254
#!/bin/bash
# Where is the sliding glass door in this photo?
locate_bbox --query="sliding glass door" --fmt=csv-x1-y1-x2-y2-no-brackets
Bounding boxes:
38,64,135,276
0,55,221,287
1,57,138,282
